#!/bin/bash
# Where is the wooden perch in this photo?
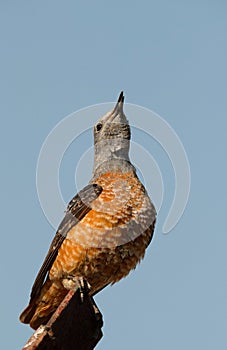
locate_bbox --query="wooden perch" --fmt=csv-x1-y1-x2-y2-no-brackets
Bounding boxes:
22,288,103,350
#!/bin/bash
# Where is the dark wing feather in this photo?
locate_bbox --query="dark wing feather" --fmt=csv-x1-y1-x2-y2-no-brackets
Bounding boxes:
30,184,102,300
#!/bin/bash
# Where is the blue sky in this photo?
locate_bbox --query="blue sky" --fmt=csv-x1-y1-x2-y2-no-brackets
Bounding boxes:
0,1,226,349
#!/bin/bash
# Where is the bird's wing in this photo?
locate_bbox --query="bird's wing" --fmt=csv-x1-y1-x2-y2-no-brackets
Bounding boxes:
30,184,103,300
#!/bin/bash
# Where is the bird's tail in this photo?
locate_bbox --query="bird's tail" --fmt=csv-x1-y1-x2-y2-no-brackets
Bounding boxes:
19,299,37,325
19,279,67,329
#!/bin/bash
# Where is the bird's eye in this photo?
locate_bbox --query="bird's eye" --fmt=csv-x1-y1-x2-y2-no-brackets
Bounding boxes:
96,123,102,132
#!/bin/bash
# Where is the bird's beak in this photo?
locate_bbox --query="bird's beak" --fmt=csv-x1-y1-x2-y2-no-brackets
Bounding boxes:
104,91,127,125
113,91,124,114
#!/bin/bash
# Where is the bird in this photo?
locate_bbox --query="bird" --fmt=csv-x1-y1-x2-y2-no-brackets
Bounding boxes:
20,92,156,330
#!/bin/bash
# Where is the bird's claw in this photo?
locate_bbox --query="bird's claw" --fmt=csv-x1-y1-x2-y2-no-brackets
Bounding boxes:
62,276,91,302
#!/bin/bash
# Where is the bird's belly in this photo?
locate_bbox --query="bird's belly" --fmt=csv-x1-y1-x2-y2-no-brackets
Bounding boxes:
49,223,153,295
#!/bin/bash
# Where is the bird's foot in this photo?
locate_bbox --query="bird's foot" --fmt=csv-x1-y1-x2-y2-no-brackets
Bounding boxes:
62,276,91,302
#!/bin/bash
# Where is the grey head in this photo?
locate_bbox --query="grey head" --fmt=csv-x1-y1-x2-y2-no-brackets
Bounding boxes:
92,92,136,180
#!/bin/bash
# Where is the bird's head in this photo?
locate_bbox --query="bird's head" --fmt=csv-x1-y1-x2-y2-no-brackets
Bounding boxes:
92,92,134,178
94,91,130,145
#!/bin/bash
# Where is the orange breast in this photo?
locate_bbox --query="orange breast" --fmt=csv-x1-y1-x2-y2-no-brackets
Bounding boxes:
49,172,156,294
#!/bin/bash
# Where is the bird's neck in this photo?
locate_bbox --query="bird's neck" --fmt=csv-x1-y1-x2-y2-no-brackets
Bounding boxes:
92,155,136,181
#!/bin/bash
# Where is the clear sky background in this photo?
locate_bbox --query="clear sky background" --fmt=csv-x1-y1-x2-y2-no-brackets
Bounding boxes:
1,1,226,349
